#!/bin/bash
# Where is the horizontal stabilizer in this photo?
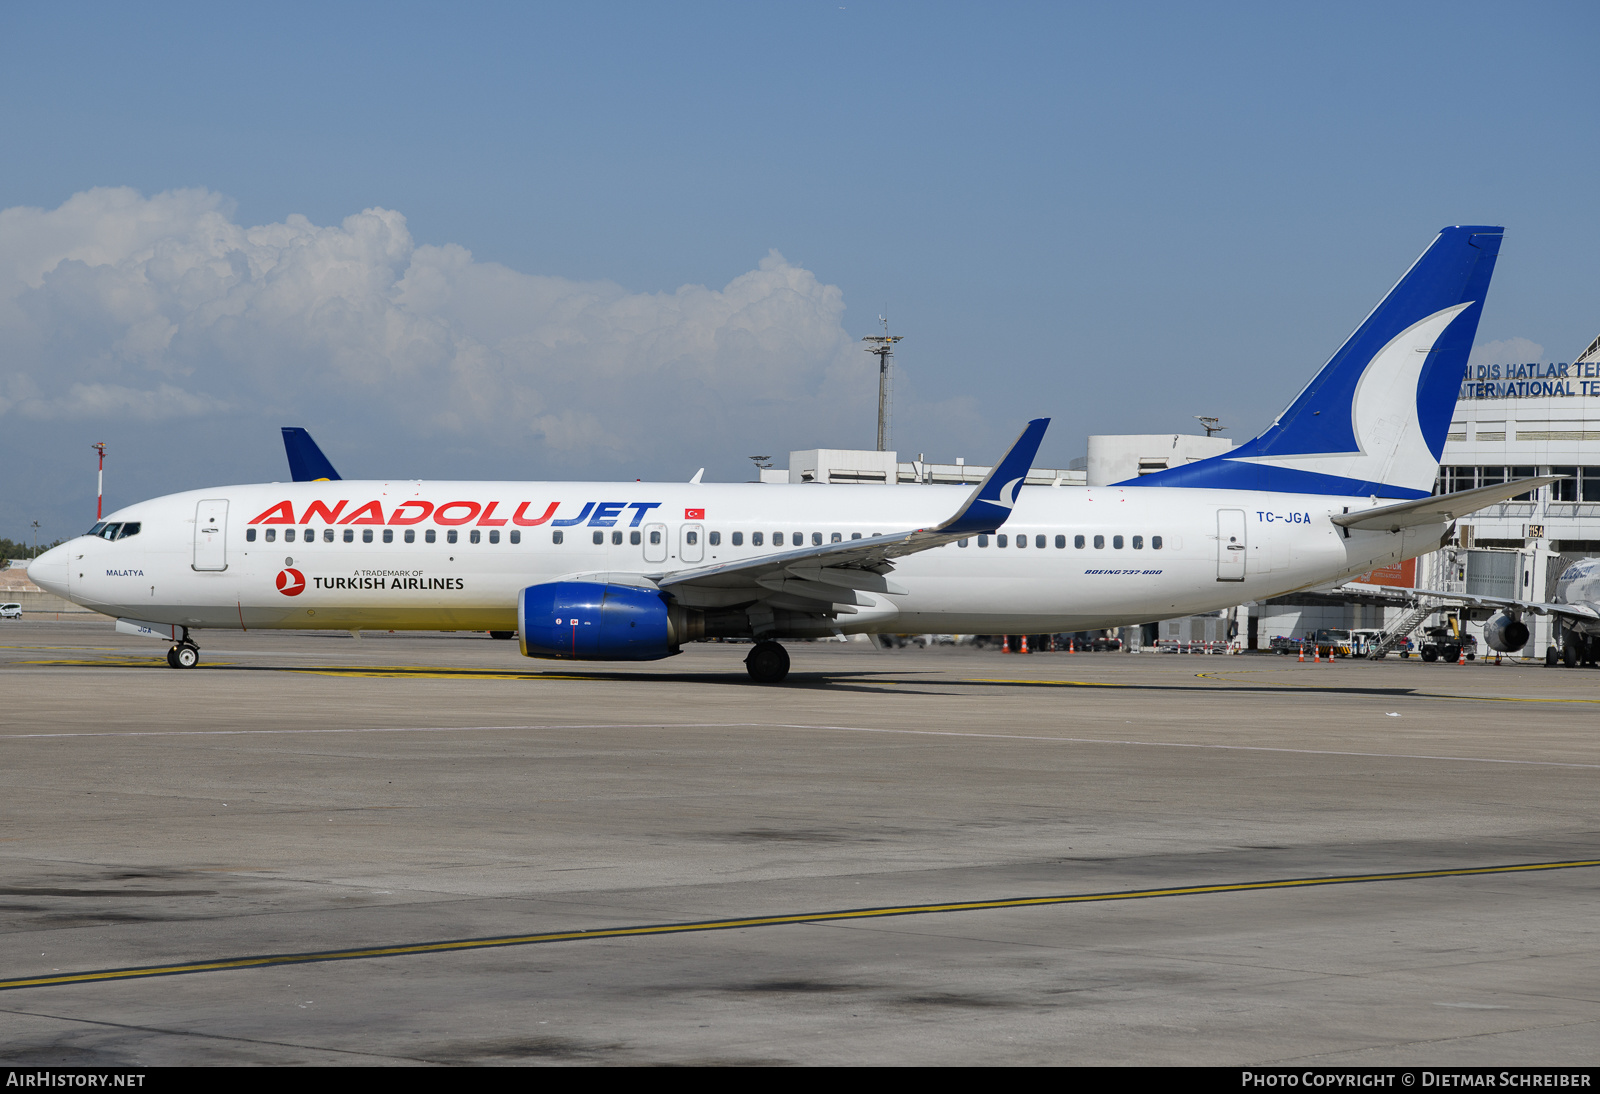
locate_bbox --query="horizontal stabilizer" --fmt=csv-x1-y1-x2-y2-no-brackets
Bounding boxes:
1331,477,1557,532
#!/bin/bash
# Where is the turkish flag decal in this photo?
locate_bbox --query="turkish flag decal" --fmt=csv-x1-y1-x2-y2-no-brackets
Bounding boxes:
685,508,705,520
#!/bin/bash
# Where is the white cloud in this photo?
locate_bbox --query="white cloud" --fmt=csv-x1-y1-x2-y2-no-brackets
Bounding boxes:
0,188,873,465
1468,337,1545,369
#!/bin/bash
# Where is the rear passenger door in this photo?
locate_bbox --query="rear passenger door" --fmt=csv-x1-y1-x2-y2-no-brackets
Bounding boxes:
1216,509,1246,581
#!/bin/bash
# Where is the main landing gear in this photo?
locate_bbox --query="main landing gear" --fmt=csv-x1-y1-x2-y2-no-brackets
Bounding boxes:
166,628,199,669
745,640,790,683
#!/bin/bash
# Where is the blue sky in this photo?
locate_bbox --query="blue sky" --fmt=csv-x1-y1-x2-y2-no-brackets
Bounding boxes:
2,1,1597,540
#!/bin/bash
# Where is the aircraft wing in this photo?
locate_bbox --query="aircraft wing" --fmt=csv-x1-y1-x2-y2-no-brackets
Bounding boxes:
648,419,1049,613
1358,584,1600,623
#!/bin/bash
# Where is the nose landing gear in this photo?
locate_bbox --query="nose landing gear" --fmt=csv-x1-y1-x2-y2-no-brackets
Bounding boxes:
166,628,200,668
745,640,790,683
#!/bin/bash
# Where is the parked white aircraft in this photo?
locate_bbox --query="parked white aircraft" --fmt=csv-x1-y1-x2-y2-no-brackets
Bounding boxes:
1370,557,1600,667
30,225,1542,681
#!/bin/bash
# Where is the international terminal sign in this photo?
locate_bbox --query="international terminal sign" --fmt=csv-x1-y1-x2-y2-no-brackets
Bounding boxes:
1460,362,1600,399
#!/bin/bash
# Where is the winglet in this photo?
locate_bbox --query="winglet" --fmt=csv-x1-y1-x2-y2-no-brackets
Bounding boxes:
935,418,1050,536
282,427,342,482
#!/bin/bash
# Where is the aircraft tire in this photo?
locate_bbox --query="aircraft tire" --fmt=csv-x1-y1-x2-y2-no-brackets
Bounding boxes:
173,643,199,669
166,646,181,669
745,641,790,683
1564,641,1580,668
1547,647,1560,667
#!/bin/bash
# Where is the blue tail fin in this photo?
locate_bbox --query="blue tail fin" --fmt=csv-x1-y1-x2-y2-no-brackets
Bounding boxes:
1124,226,1502,499
282,427,342,482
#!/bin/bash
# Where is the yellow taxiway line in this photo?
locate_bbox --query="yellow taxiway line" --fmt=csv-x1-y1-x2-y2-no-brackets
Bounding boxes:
3,858,1595,992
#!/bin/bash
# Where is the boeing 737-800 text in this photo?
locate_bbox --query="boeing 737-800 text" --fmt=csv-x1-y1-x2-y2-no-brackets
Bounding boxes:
29,226,1539,681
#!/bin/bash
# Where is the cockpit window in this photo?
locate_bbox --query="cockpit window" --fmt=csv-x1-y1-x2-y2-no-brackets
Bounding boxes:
98,523,123,540
116,522,140,539
88,522,107,537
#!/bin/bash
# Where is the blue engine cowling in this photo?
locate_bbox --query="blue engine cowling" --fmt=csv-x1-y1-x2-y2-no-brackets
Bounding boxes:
518,581,684,661
1483,612,1530,653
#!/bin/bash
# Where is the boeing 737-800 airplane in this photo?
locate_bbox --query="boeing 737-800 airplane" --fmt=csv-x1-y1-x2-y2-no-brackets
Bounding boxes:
29,226,1542,681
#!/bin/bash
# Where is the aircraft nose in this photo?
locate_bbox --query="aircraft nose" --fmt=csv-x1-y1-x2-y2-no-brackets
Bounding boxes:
27,545,70,598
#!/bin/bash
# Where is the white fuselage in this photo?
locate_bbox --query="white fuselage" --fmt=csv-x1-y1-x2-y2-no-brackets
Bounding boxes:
31,480,1446,638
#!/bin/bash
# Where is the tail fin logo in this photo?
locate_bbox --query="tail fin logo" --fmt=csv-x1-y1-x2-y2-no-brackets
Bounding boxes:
1226,302,1470,490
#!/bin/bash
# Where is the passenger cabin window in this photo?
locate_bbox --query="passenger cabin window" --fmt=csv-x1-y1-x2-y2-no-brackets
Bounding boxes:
978,535,988,547
471,529,482,544
851,532,862,540
1055,535,1066,548
265,528,277,543
405,529,415,543
363,529,374,543
592,531,603,545
1093,535,1104,549
509,530,520,544
630,530,641,545
831,532,841,543
1035,535,1045,549
709,531,721,546
285,529,296,543
447,530,458,544
650,530,662,545
731,531,743,546
1152,536,1163,550
489,529,500,544
610,531,621,545
552,530,564,544
323,528,333,543
812,532,822,546
383,529,394,543
959,538,969,548
686,530,698,545
246,528,256,542
752,532,764,546
1132,535,1143,549
1074,535,1085,548
773,532,784,546
997,534,1008,547
344,529,354,543
1113,535,1123,549
425,529,436,543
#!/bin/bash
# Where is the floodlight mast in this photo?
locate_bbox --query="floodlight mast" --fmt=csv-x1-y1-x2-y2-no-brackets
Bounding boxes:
92,442,107,519
862,317,901,452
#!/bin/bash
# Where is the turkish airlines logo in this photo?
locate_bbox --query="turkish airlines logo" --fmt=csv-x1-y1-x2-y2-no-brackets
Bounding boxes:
276,568,306,596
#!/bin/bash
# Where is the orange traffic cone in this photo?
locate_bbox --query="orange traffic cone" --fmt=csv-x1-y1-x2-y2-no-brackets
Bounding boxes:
1020,634,1030,654
1457,643,1466,665
1001,636,1011,653
1313,644,1320,663
1298,643,1305,663
1069,638,1076,653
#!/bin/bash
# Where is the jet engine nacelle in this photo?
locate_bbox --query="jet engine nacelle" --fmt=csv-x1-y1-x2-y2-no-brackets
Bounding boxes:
518,581,701,661
1483,612,1529,653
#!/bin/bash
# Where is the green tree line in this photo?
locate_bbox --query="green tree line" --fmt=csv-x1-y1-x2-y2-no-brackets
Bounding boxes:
1,537,65,567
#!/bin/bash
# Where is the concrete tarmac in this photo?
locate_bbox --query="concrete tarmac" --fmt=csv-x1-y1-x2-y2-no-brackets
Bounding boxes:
1,621,1597,1066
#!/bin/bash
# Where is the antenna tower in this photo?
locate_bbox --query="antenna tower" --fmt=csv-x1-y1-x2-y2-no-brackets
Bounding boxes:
92,442,107,519
1194,416,1225,437
862,316,901,452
